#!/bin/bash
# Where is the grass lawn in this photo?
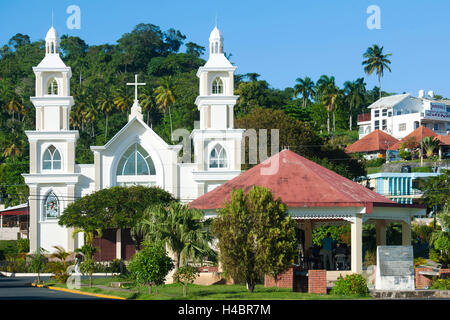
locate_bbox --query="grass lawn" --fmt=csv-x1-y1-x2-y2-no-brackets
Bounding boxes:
42,276,371,300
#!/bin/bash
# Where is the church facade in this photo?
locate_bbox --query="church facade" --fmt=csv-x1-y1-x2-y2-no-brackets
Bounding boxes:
23,25,244,253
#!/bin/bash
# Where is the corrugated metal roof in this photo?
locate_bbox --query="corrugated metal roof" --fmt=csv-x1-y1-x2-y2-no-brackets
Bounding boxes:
189,150,396,211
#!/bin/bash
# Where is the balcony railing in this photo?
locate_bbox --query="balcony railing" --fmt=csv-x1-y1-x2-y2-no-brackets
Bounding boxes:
357,113,371,123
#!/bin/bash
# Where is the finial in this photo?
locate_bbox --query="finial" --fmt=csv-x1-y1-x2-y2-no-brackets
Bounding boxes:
215,14,218,28
52,10,54,27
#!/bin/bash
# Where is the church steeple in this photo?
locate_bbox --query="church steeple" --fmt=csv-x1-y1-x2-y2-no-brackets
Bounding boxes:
45,26,60,55
209,26,223,55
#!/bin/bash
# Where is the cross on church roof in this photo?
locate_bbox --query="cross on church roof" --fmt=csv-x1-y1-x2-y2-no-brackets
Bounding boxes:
127,74,146,102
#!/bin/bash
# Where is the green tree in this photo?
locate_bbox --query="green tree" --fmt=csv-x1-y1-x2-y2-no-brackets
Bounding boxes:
173,265,199,297
97,89,115,138
316,75,341,134
362,44,392,99
128,241,174,294
294,76,315,108
59,186,174,234
343,78,366,131
422,136,440,158
155,76,176,139
138,202,214,270
211,186,297,293
29,248,47,284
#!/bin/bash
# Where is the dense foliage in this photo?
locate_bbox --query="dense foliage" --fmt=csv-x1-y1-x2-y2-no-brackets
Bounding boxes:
211,186,297,293
136,201,215,269
128,241,174,294
330,274,369,296
0,22,395,207
58,185,174,232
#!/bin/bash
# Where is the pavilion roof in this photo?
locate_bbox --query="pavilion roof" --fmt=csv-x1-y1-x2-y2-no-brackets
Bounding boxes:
189,150,398,213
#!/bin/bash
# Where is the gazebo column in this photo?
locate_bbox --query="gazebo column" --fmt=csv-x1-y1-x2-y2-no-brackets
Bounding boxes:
116,229,122,259
376,220,386,246
402,218,411,245
304,220,313,251
351,215,363,274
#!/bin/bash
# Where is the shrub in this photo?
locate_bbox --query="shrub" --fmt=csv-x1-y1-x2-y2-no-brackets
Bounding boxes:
173,265,199,297
5,255,28,273
330,274,369,296
365,158,385,168
414,257,427,269
110,259,127,274
16,239,29,254
430,278,450,290
128,241,174,294
47,261,70,283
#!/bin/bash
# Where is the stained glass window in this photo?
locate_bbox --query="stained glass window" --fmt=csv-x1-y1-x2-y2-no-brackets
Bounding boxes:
45,192,59,219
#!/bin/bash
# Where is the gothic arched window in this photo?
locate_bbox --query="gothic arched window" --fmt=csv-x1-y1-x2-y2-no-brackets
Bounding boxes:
47,78,58,95
116,144,156,176
44,192,59,219
209,145,227,168
43,145,62,170
212,77,223,94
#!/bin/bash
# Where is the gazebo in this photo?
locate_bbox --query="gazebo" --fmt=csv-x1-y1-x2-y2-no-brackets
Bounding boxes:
190,149,426,276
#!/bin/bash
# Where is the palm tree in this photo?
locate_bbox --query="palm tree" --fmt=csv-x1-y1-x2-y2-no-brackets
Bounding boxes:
294,76,316,108
3,143,21,158
155,76,176,139
5,93,22,121
97,90,115,138
343,78,366,131
82,103,98,137
422,136,440,158
246,73,260,82
362,44,392,99
113,87,133,113
316,75,339,134
51,246,72,269
139,86,157,127
137,202,214,270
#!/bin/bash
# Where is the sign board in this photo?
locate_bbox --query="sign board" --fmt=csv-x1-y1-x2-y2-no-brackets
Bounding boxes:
375,246,415,291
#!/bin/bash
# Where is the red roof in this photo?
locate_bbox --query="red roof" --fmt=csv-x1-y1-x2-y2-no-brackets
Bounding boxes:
346,130,398,153
190,150,397,212
436,134,450,146
391,126,437,150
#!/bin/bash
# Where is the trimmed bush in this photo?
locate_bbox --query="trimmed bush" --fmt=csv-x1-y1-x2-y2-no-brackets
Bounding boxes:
430,278,450,290
330,274,369,296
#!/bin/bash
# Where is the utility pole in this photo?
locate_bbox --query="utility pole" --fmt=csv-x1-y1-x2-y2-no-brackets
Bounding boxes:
420,125,424,167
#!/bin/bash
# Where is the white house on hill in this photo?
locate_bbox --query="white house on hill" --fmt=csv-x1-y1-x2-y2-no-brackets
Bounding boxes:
358,91,450,140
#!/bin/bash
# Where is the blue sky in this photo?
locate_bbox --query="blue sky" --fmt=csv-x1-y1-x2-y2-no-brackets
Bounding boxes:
1,0,450,97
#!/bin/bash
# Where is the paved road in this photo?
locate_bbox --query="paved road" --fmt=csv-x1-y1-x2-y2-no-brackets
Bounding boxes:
0,276,108,300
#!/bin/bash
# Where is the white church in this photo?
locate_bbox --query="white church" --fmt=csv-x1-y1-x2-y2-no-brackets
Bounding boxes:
23,25,244,254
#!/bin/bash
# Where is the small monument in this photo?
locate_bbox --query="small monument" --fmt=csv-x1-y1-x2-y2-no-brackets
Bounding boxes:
375,245,415,291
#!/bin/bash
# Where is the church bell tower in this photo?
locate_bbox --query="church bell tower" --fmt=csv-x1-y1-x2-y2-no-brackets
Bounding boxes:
191,26,244,195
